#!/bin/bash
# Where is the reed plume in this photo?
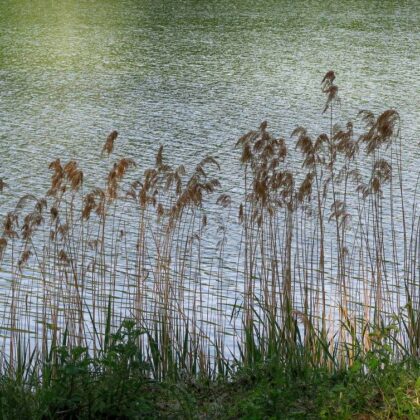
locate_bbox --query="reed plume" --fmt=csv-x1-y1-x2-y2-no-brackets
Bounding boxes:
101,130,119,156
0,178,7,193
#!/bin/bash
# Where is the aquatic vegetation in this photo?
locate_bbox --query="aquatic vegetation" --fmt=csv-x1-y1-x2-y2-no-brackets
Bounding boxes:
0,73,418,392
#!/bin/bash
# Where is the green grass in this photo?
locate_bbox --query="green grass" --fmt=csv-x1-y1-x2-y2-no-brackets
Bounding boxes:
220,355,420,419
0,318,419,419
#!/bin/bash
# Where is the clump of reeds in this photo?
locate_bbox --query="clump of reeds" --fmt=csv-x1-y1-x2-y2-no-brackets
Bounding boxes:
0,72,418,382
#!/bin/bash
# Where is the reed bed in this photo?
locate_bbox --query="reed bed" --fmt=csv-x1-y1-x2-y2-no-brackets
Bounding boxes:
0,72,418,381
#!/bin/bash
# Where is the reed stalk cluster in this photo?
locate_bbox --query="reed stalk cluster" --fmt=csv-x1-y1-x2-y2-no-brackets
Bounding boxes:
0,72,418,382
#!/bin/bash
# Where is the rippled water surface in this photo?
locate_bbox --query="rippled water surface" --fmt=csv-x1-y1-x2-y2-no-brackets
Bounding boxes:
1,0,419,203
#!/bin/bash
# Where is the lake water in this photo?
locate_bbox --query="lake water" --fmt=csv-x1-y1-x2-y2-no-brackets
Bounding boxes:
1,0,419,204
0,0,419,353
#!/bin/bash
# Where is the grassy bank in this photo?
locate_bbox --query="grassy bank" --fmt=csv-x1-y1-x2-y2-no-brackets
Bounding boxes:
0,321,420,419
0,319,419,418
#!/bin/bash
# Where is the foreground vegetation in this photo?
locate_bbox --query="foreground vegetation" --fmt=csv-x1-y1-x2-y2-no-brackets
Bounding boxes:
0,319,419,419
0,72,419,417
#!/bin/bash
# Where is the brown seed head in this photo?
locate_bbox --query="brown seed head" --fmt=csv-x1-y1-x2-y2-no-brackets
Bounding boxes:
102,130,119,156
